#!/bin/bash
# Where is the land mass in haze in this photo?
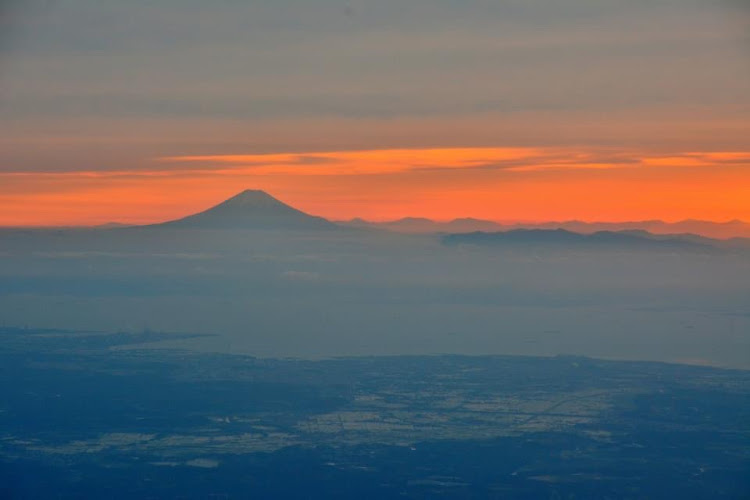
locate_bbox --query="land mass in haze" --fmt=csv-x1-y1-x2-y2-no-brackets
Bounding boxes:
341,216,750,239
6,189,748,239
1,189,747,254
0,189,748,368
442,229,714,251
145,189,747,251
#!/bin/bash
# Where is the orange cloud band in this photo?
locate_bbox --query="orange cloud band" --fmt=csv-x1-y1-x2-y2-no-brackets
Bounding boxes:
1,147,748,226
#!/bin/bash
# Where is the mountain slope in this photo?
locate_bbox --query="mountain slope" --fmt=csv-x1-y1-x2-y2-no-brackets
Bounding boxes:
157,190,337,230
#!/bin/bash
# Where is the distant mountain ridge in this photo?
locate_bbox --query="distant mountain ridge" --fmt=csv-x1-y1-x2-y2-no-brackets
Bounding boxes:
1,190,748,254
156,190,337,230
442,229,714,251
340,217,750,239
340,217,504,234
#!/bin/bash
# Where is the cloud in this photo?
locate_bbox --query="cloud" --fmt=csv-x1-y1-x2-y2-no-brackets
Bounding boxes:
505,163,626,173
159,148,546,176
2,0,747,137
0,2,748,224
641,152,750,169
158,148,750,177
2,147,746,181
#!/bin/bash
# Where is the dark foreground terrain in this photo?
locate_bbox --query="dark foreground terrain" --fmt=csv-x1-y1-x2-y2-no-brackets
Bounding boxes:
1,327,748,499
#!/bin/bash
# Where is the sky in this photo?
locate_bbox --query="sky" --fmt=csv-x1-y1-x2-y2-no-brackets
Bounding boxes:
1,0,749,225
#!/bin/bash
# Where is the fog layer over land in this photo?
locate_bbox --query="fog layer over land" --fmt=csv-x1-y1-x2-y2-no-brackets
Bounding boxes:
1,191,748,368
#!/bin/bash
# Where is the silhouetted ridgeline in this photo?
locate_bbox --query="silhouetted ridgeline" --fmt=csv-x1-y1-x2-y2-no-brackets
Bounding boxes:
154,190,338,230
442,229,713,251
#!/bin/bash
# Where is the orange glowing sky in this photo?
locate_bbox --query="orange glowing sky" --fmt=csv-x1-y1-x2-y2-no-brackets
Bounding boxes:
1,147,749,227
2,2,749,226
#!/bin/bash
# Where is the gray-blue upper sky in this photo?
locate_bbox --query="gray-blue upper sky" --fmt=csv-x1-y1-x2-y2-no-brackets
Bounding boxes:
1,0,748,173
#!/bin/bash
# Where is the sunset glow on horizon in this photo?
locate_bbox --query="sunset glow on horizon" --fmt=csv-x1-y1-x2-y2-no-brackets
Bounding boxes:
2,1,748,228
1,147,749,227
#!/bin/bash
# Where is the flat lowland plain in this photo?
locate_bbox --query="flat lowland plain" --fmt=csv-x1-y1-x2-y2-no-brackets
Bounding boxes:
1,328,748,499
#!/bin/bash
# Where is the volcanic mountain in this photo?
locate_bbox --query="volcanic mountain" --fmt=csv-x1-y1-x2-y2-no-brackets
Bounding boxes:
158,190,338,230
